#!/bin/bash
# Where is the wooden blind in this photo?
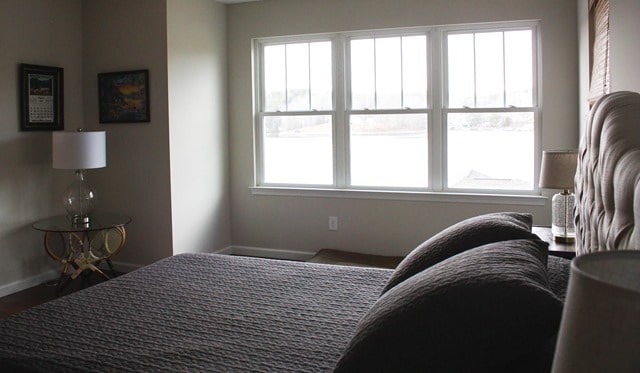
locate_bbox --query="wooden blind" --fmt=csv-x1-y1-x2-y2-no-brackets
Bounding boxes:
589,0,610,104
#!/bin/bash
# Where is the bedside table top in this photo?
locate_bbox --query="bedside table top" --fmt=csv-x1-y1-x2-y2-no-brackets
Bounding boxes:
533,226,576,259
33,212,131,233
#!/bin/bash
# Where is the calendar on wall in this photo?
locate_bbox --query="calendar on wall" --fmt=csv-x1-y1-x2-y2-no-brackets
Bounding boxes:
20,64,64,131
28,73,55,123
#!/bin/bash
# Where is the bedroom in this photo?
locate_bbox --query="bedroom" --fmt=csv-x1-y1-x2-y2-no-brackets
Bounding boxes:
1,0,640,371
0,0,567,295
0,0,638,314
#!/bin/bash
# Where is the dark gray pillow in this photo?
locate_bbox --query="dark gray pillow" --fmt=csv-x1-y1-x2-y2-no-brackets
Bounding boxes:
548,255,571,300
382,212,538,294
334,239,563,373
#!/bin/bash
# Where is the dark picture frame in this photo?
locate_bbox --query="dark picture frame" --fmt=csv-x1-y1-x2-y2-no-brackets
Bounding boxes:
98,69,150,123
19,64,64,131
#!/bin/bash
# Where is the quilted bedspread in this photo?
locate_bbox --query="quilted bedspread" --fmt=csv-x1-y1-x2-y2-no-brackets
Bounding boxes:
0,254,391,372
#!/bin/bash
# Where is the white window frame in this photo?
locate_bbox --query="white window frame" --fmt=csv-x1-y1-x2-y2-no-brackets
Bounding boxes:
253,34,337,188
344,30,432,191
440,22,542,194
252,21,544,205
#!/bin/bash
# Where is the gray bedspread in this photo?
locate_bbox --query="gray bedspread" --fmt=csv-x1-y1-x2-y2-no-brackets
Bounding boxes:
0,253,391,372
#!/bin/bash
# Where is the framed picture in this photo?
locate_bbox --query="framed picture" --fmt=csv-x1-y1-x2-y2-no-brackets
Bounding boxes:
20,64,64,131
98,69,150,123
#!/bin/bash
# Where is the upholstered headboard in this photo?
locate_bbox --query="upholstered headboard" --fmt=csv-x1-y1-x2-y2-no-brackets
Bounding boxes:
575,91,640,255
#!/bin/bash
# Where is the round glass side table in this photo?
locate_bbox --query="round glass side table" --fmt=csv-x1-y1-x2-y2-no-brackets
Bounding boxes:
33,212,131,293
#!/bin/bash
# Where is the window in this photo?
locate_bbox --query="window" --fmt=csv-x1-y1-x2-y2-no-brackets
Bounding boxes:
254,21,540,195
445,29,537,191
260,40,333,185
588,0,610,103
349,35,429,188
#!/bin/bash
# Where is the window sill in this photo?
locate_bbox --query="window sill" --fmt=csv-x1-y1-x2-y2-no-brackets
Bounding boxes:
250,186,546,206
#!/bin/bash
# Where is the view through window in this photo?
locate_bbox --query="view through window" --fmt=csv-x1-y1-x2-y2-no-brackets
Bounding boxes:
446,29,536,190
255,22,540,194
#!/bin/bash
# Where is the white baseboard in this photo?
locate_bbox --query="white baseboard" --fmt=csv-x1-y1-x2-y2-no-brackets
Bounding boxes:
212,246,234,255
226,245,315,262
0,262,142,298
0,269,58,298
108,246,238,274
104,246,240,274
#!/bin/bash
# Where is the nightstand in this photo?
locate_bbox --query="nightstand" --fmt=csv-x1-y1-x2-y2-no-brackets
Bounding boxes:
532,226,576,259
33,212,131,293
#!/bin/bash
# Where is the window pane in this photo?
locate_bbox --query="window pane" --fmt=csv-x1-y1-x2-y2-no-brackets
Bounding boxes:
286,43,310,111
448,30,534,108
447,33,475,108
505,30,533,107
263,115,332,184
475,32,504,107
351,39,375,109
447,112,534,190
310,41,332,110
375,37,402,108
264,44,286,111
264,41,332,112
351,36,428,110
350,114,428,187
402,35,428,108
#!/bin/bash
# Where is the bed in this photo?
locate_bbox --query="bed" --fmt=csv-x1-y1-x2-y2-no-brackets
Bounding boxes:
1,91,639,372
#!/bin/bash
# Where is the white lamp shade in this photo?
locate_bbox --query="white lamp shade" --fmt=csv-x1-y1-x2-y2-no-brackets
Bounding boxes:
539,150,578,190
552,251,640,372
52,131,106,170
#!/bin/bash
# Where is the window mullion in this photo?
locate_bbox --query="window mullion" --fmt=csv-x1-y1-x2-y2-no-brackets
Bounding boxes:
308,43,312,110
431,29,444,191
473,33,477,108
400,37,405,108
373,38,378,109
335,35,348,188
502,32,507,107
255,42,265,186
533,24,541,107
284,44,289,111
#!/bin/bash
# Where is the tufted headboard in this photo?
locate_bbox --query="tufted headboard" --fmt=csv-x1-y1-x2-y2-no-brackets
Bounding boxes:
574,91,640,255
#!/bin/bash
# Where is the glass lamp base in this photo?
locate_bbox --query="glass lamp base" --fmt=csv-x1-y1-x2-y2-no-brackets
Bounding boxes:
63,170,96,226
71,215,91,226
551,190,575,243
553,235,576,243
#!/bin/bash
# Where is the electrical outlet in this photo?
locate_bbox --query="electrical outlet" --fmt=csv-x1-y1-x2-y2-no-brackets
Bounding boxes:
329,216,338,231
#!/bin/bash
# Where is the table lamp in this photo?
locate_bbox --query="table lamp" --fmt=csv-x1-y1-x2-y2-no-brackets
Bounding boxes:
552,251,640,373
539,149,579,242
52,129,106,225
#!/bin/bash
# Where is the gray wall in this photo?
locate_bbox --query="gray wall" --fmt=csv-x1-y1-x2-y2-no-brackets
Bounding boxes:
83,0,231,266
609,0,640,92
227,0,580,256
0,0,83,293
82,0,174,266
167,0,230,255
0,0,231,295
